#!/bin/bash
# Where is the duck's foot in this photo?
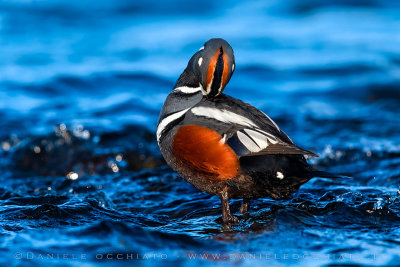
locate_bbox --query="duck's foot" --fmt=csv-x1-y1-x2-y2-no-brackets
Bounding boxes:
224,214,240,224
240,198,250,214
215,214,240,224
218,215,240,231
219,187,240,228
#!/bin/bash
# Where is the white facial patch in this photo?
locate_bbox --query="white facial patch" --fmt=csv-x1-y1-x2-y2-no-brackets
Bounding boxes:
199,46,204,51
198,57,203,67
190,107,258,128
276,171,284,179
157,108,190,143
173,86,202,94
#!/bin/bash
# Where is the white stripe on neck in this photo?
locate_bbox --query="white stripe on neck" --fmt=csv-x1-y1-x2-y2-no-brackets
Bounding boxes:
173,86,202,94
157,108,190,143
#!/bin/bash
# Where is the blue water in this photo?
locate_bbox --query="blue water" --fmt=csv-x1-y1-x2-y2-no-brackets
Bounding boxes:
1,0,400,266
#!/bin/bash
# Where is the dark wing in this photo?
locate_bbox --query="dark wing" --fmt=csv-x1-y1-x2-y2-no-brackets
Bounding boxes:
226,127,317,158
186,95,317,158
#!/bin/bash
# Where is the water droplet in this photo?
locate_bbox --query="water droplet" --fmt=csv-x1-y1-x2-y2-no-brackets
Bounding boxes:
1,142,10,151
374,198,383,210
34,146,41,153
67,172,79,180
111,163,119,173
82,130,90,139
116,154,123,162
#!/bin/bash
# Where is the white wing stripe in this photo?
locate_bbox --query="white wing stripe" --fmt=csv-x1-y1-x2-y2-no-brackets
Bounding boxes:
239,127,283,153
190,107,282,152
191,107,257,128
156,108,189,143
237,131,260,152
243,129,269,149
255,129,279,144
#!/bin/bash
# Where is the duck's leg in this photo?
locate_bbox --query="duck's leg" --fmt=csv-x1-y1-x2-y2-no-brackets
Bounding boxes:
220,187,238,224
240,198,250,214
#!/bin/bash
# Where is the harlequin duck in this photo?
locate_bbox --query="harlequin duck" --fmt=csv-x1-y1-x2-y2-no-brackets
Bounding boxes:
157,38,344,225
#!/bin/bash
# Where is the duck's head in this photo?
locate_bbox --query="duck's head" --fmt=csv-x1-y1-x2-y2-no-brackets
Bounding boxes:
178,38,235,98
